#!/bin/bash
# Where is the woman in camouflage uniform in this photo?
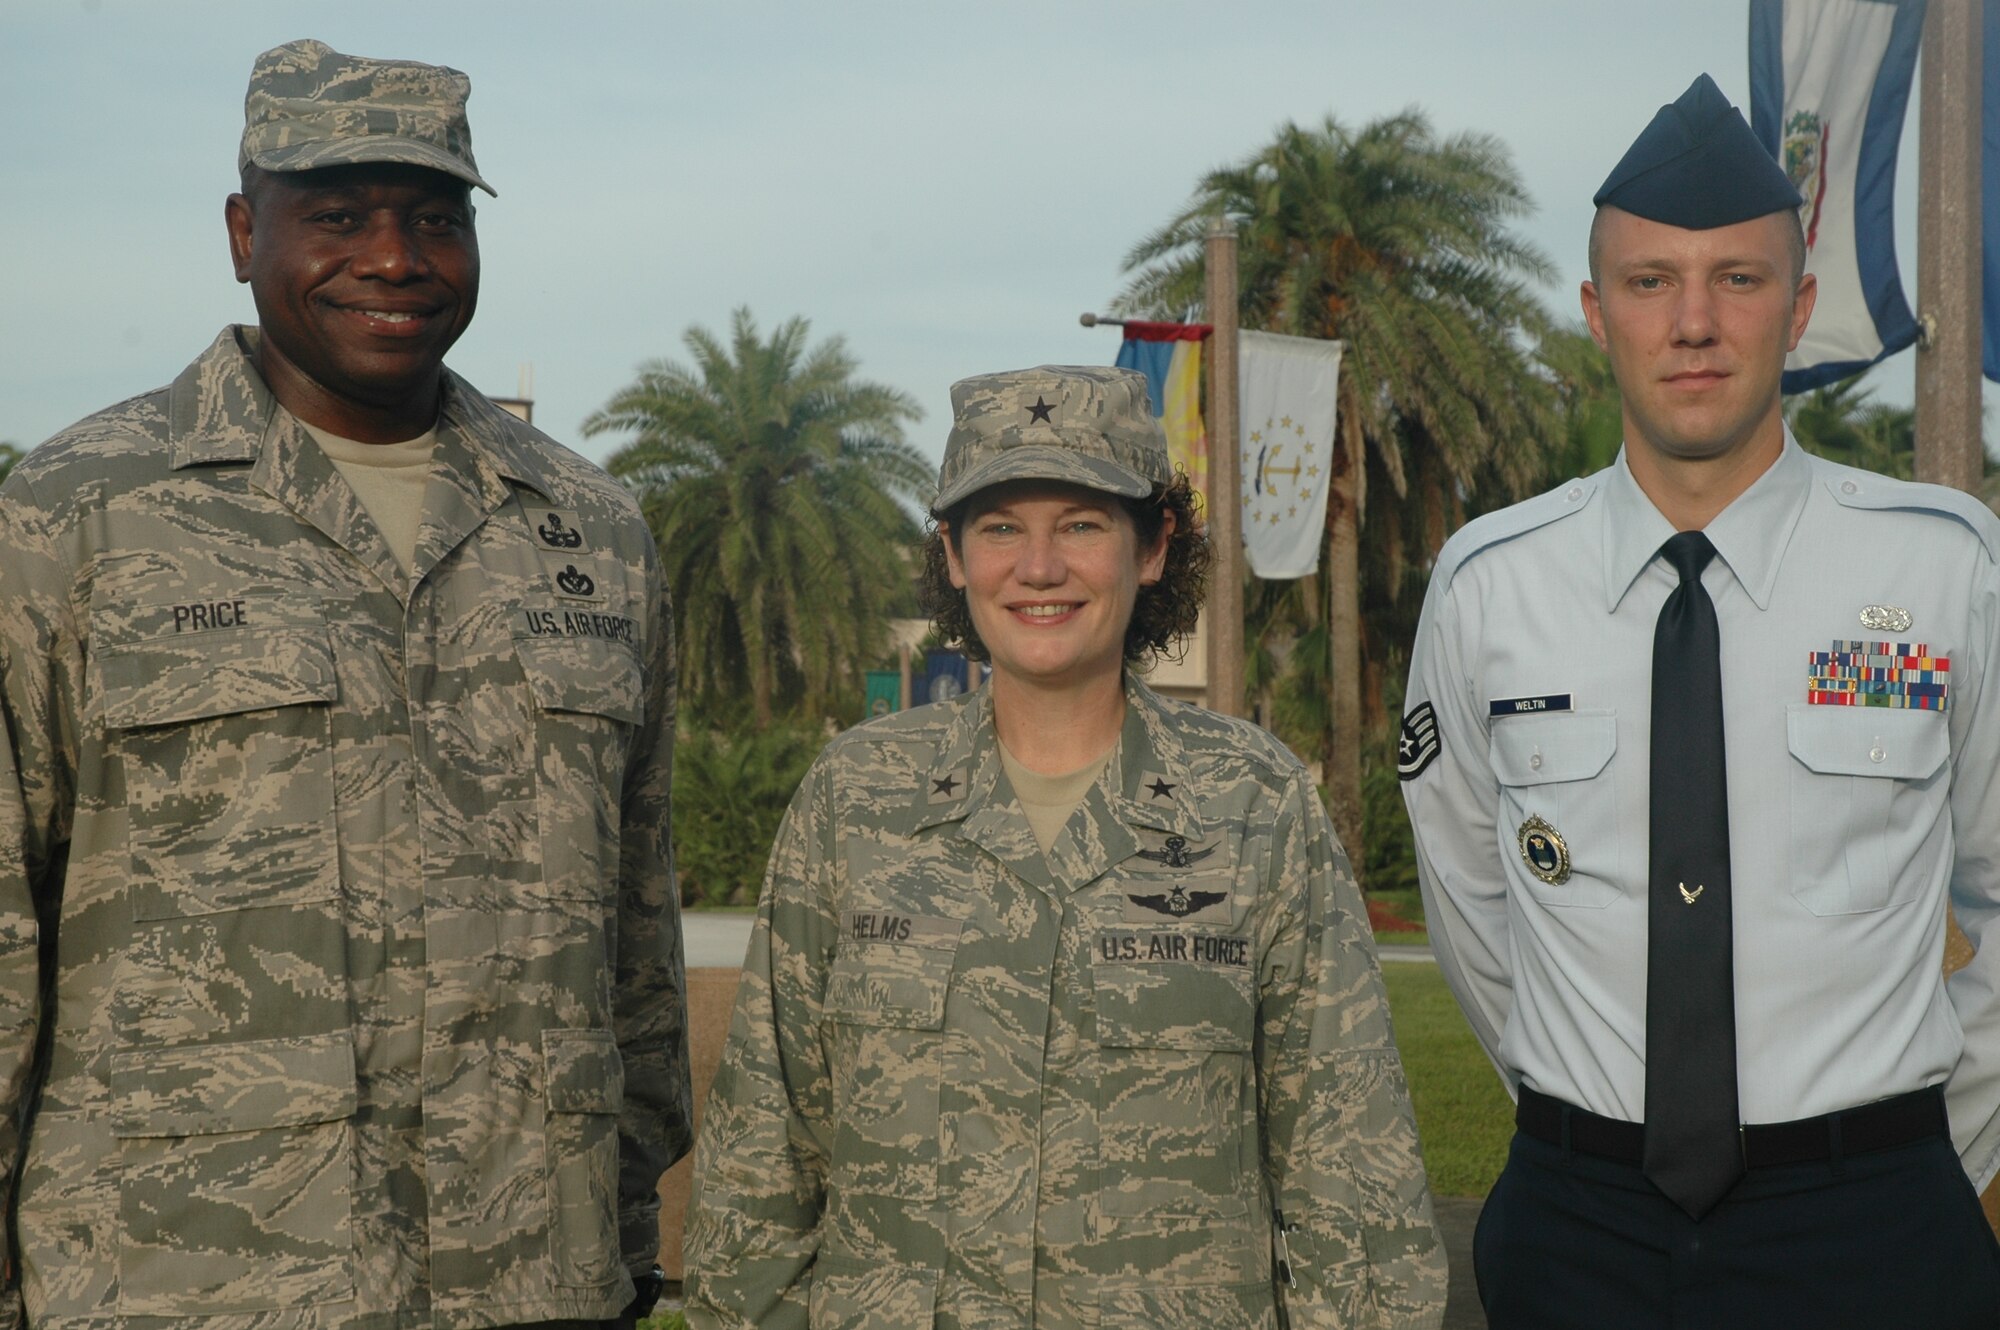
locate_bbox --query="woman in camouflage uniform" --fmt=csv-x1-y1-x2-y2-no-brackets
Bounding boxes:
684,365,1446,1329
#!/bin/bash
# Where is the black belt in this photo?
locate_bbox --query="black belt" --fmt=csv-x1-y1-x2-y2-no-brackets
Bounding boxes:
1516,1083,1949,1169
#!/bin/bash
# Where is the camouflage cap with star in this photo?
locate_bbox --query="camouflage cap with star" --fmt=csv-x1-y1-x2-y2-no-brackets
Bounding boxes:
930,365,1172,516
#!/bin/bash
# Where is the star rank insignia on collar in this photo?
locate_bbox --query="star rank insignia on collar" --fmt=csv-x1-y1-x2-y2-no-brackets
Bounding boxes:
928,769,968,803
1142,773,1177,800
1025,395,1056,424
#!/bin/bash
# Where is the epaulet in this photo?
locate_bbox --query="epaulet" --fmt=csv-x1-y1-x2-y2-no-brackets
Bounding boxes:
1427,474,1602,593
1819,463,2000,564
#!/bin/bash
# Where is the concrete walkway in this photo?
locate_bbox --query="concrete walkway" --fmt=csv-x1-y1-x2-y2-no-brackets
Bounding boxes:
683,912,755,969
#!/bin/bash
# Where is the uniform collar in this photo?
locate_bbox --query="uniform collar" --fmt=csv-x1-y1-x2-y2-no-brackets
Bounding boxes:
165,325,558,501
162,327,560,598
1600,429,1812,613
913,675,1206,895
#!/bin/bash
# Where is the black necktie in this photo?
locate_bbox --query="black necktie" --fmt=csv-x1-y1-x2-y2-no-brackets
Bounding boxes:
1642,530,1742,1218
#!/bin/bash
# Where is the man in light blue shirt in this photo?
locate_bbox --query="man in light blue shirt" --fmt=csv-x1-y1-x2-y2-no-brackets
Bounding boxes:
1403,73,2000,1328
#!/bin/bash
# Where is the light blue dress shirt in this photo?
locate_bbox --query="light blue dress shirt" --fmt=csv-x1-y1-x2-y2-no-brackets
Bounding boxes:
1402,435,2000,1186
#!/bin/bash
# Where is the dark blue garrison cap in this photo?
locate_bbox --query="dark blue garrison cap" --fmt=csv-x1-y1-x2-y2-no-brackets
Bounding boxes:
1594,73,1801,228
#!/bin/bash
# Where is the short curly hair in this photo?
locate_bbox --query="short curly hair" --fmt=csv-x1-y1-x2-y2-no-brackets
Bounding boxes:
918,474,1211,667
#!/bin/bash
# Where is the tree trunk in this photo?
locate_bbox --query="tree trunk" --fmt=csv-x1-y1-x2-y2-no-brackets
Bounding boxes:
1325,406,1366,870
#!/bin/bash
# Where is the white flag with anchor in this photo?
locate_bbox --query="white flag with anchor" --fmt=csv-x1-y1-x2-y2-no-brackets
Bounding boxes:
1238,330,1342,579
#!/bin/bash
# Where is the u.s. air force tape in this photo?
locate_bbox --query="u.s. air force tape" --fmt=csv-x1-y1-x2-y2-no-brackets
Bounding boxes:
1397,701,1440,781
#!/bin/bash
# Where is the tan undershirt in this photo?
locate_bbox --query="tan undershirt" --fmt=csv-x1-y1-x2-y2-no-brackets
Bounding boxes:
998,742,1112,855
302,421,438,575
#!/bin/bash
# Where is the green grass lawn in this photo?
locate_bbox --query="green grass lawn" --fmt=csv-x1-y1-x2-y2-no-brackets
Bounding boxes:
1383,963,1512,1198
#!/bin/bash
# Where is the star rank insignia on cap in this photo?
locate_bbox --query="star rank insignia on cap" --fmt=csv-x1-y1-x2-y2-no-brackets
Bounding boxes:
928,769,968,803
1025,395,1056,424
1397,702,1440,782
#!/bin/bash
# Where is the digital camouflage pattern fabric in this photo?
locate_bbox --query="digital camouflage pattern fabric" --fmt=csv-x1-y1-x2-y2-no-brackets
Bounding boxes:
0,327,691,1330
930,366,1172,515
684,679,1445,1329
239,38,496,195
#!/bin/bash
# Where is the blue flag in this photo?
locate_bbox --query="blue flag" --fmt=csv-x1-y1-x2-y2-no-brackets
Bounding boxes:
921,650,969,704
1749,0,1924,392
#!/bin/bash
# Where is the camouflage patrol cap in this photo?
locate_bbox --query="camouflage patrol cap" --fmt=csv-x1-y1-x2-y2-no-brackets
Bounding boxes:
932,365,1171,516
239,39,496,196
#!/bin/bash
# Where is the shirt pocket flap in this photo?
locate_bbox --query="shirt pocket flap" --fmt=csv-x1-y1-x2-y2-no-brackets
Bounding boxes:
1093,951,1256,1051
823,945,952,1031
108,1032,356,1138
95,609,336,730
543,1028,624,1114
1786,703,1949,780
1487,711,1617,786
513,632,644,724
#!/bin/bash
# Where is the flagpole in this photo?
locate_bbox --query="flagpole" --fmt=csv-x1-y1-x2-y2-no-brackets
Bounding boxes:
1203,218,1245,719
1914,0,1983,492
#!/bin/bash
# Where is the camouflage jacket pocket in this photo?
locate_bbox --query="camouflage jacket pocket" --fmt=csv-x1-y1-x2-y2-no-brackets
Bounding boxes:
1092,947,1257,1219
543,1029,625,1289
95,600,339,920
808,1252,938,1330
515,630,644,902
108,1032,356,1316
822,940,955,1201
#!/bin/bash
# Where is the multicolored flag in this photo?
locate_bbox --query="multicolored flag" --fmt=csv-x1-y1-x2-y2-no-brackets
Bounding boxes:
1114,321,1211,502
1749,0,1924,391
1238,330,1343,580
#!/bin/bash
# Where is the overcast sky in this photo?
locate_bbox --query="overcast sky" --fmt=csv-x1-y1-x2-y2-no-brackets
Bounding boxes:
2,0,1966,471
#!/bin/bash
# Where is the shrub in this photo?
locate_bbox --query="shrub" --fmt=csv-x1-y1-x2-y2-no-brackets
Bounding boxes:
674,718,821,907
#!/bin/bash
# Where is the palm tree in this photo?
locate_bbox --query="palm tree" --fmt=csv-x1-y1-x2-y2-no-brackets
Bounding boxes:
1118,111,1560,862
1784,372,1914,479
1539,323,1625,481
584,309,929,727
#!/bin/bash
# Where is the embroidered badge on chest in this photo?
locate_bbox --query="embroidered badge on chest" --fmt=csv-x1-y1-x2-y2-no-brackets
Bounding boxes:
1134,834,1216,870
524,505,592,554
1126,884,1229,919
542,553,606,603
